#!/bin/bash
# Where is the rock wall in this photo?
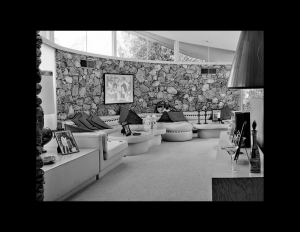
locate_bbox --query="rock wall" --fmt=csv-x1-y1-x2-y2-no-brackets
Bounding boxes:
55,49,240,122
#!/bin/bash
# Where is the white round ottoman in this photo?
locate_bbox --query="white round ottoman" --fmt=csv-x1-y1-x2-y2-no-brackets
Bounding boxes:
160,122,193,142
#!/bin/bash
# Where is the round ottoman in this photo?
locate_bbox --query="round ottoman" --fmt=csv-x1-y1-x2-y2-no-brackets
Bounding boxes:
160,122,193,142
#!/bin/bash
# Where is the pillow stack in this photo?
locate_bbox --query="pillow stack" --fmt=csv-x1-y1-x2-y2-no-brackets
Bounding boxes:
67,112,111,132
118,107,143,125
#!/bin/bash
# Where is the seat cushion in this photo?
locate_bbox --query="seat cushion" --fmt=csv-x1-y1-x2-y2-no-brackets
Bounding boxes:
105,140,128,160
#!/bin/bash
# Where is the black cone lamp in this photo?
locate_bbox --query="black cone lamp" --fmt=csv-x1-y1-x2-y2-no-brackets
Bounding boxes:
227,31,264,89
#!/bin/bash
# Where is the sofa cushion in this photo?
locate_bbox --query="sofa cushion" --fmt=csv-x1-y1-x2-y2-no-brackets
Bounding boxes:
157,111,172,122
118,107,130,124
64,124,93,133
105,140,128,160
125,110,143,124
220,105,234,120
87,113,111,129
68,112,99,130
167,111,188,122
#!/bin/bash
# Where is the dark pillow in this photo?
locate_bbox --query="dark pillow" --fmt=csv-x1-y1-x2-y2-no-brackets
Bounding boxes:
79,112,100,130
65,124,93,133
167,112,188,122
220,106,234,120
125,110,143,124
87,113,111,130
157,111,173,122
68,112,98,130
118,107,130,124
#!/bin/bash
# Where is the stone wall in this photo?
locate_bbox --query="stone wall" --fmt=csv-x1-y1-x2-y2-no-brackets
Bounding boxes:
55,49,240,122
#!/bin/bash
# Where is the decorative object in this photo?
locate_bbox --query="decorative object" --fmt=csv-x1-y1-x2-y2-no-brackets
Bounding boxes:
203,110,208,124
212,109,221,122
41,127,53,153
234,121,247,161
143,116,152,131
104,73,133,104
156,101,165,113
227,31,264,89
121,122,132,136
250,120,261,173
36,31,45,201
43,156,57,165
151,115,157,129
53,130,79,155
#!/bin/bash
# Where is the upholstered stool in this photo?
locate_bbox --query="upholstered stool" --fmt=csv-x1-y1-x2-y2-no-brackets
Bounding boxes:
159,122,193,142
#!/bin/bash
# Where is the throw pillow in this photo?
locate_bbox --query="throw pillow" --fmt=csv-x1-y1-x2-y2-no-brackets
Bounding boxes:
167,112,188,122
68,112,98,130
79,112,100,130
125,109,143,124
64,124,93,133
118,106,130,124
220,105,234,120
87,113,111,130
157,111,173,122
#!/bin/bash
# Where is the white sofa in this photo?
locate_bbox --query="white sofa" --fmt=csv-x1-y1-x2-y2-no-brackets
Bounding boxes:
42,130,128,201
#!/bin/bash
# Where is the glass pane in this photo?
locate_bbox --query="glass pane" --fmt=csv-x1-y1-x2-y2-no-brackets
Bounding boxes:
54,31,87,52
179,53,205,62
148,41,174,61
116,31,147,60
87,31,112,56
242,89,264,112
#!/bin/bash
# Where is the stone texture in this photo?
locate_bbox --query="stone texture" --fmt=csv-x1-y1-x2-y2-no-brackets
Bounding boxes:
55,49,239,121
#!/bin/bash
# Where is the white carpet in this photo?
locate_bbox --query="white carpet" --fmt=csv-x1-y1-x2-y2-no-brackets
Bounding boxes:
67,137,219,201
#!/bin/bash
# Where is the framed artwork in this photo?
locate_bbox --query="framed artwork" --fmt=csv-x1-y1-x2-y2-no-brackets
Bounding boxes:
121,122,132,136
104,73,134,104
212,109,221,122
54,130,79,155
234,121,247,161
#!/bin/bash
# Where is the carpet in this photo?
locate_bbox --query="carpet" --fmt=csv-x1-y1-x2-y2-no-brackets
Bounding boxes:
67,137,219,201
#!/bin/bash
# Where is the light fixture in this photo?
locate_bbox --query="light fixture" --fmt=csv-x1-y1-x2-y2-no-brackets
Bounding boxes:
227,31,264,89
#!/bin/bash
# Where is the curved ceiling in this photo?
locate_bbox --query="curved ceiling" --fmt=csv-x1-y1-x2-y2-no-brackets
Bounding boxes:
147,31,241,51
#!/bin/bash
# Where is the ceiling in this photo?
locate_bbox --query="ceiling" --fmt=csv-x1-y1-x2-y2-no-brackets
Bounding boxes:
147,31,241,51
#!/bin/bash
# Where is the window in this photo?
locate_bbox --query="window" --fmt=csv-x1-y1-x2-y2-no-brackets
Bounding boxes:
242,89,264,112
54,31,112,56
179,53,204,62
54,31,86,52
116,31,147,60
147,41,174,61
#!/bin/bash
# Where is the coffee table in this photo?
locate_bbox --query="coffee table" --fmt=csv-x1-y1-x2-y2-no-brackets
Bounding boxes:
148,126,166,147
108,131,154,156
193,122,229,138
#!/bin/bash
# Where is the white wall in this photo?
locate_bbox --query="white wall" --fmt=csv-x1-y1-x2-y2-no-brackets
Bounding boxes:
40,42,57,129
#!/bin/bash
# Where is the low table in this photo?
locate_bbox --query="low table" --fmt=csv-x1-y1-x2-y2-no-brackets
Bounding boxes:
148,126,166,147
108,131,154,156
192,121,230,138
212,131,264,201
42,148,99,201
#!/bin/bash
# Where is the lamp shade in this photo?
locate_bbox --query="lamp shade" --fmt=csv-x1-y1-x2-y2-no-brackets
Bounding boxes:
40,70,55,115
227,31,264,89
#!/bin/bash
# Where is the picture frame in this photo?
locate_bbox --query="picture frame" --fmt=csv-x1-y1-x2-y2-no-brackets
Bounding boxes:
121,122,132,137
212,109,221,122
53,130,79,155
104,73,134,104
